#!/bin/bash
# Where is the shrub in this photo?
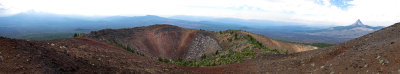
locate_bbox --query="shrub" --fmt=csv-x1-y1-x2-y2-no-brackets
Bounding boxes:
201,54,207,60
215,50,219,55
73,33,78,38
234,33,238,40
271,49,280,53
227,38,233,42
73,33,87,38
310,43,334,48
157,57,171,63
245,35,266,49
283,50,289,54
242,47,256,58
108,39,145,56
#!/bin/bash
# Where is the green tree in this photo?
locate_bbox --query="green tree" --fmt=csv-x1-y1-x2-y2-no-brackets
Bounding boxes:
73,33,78,38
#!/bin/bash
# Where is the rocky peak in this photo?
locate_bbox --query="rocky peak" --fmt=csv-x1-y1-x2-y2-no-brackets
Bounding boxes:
352,19,365,26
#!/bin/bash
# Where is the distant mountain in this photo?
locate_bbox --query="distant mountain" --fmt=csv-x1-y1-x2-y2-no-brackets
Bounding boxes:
170,15,348,43
169,15,328,29
352,19,365,26
0,12,248,39
307,19,384,38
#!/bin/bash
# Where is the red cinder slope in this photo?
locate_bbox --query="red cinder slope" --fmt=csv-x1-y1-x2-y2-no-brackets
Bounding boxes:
85,24,222,60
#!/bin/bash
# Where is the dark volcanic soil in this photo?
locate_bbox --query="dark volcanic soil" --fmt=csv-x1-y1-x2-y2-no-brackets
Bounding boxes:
0,37,194,73
1,23,400,73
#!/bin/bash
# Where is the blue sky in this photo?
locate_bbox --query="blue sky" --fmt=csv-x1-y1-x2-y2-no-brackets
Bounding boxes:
325,0,353,9
0,0,399,26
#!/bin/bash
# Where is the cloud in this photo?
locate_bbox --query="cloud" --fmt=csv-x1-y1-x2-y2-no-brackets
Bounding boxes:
0,3,6,16
329,0,354,9
0,0,398,26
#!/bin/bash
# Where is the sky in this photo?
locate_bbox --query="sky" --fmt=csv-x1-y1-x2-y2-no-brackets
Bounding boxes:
0,0,399,26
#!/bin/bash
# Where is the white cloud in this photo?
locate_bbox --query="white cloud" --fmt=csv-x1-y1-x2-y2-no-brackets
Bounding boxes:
0,0,399,26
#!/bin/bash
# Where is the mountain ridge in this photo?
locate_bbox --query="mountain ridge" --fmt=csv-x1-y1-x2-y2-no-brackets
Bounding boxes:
0,12,387,44
307,19,384,39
